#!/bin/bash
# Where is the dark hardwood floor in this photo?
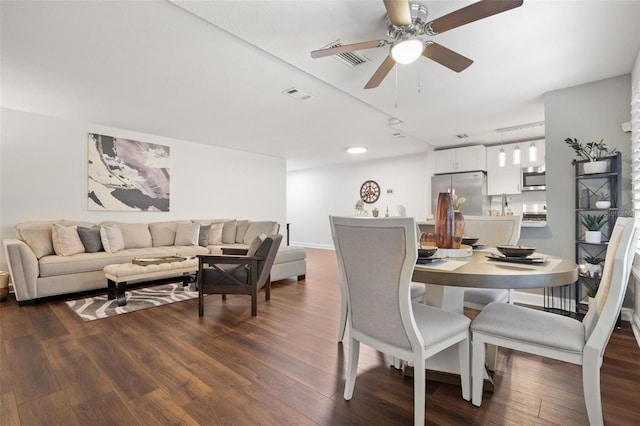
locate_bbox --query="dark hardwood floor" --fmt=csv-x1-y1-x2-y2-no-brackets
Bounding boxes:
1,248,639,425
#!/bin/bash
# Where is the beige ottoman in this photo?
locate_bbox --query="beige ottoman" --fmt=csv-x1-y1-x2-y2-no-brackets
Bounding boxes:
271,245,306,282
104,258,199,306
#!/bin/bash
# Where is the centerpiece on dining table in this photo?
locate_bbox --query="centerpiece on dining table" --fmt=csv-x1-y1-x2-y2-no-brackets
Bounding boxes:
432,192,472,257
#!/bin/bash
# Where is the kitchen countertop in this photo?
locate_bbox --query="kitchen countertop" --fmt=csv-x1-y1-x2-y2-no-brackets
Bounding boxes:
417,219,547,228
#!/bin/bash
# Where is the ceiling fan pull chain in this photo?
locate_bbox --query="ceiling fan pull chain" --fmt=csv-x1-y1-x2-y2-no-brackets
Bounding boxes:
418,61,422,94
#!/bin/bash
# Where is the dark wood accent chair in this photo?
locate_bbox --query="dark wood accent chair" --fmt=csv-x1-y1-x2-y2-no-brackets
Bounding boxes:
197,234,282,316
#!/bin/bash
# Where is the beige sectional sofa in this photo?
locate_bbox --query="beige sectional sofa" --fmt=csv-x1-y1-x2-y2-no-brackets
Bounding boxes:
3,219,306,304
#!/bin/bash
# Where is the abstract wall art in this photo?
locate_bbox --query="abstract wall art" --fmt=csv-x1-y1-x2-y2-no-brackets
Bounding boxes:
88,133,170,211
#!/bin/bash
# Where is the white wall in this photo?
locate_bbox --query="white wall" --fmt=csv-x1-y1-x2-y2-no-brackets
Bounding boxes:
287,152,433,248
0,108,287,270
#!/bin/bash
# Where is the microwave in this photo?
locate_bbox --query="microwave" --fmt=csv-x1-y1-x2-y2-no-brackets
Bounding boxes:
521,166,546,191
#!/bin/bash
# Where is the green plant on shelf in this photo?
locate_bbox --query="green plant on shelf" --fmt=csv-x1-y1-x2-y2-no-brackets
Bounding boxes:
583,255,604,265
564,137,618,162
581,214,606,231
597,192,610,201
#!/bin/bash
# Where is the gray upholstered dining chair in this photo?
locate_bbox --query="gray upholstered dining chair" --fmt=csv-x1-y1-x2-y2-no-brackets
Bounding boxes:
470,217,639,426
197,234,282,316
330,216,470,425
460,215,522,309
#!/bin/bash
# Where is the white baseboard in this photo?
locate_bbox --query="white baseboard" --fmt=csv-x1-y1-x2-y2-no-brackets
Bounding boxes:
632,312,640,347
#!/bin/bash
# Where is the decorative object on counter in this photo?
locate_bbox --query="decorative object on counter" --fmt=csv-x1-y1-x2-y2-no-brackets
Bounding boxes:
0,271,9,301
564,137,618,174
595,192,611,209
372,207,379,217
434,192,455,249
452,194,466,211
581,213,606,243
420,232,436,248
355,198,365,216
385,207,390,218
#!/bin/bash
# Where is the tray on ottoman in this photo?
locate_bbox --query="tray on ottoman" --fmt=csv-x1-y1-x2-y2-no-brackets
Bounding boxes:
132,255,187,266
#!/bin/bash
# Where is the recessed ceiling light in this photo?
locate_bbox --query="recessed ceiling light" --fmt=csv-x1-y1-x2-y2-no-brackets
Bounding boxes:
347,147,367,154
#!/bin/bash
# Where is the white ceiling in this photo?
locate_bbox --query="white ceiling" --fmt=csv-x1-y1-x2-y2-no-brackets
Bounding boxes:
2,1,639,171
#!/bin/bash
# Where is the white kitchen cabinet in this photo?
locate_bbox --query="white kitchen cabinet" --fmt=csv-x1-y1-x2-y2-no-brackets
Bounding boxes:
432,145,486,174
487,144,521,195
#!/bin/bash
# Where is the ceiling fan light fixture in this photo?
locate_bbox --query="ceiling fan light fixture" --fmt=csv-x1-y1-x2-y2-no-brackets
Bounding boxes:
347,147,368,154
391,38,423,64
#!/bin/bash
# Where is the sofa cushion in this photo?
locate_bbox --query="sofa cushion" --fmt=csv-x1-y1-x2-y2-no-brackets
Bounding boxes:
175,222,200,246
51,224,85,257
243,221,278,244
77,226,104,253
222,220,237,244
16,221,60,259
38,246,209,277
108,222,152,249
149,221,178,247
100,224,125,253
235,220,250,243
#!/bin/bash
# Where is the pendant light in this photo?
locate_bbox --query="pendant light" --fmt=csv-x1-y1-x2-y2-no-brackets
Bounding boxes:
513,145,521,165
498,147,506,167
529,142,537,162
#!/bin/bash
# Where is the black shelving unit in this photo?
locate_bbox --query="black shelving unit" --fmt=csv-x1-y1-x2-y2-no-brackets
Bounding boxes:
573,153,622,314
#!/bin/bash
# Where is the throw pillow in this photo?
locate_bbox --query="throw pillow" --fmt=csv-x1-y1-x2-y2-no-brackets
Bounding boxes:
235,220,250,243
51,224,85,256
175,222,200,246
209,222,224,244
77,226,104,253
100,224,125,253
109,222,152,249
243,221,277,244
247,233,267,257
16,221,57,259
222,220,237,244
198,224,211,247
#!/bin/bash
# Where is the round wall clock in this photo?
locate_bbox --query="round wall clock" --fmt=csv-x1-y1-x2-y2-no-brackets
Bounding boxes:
360,180,380,204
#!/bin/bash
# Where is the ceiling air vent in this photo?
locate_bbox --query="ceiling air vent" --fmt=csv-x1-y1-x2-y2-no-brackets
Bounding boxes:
326,40,369,67
282,87,313,101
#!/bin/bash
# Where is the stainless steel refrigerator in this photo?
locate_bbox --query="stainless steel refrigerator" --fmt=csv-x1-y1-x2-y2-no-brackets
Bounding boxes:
431,171,489,216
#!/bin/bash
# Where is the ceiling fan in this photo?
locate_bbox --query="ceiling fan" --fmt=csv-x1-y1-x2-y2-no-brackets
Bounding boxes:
311,0,523,89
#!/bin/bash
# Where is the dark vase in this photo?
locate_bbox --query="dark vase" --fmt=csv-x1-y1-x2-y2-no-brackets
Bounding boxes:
453,210,465,249
435,193,455,249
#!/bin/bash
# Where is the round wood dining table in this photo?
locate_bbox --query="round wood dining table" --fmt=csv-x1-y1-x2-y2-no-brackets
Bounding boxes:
409,249,578,391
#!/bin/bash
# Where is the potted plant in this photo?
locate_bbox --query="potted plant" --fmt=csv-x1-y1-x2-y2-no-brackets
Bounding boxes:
581,213,606,243
564,138,618,174
372,207,379,217
355,199,364,216
595,192,611,209
582,255,604,278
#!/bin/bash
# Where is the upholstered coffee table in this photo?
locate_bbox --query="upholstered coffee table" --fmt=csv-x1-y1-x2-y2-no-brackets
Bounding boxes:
104,257,199,306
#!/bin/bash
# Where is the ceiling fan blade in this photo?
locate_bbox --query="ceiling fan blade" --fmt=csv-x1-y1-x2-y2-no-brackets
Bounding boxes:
364,56,396,89
426,0,523,35
422,42,473,73
383,0,412,27
311,40,386,58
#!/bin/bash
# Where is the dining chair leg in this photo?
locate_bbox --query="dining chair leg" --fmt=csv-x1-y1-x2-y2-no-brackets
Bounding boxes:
344,338,359,400
582,351,604,426
413,355,426,426
485,343,498,371
459,334,471,401
471,333,486,406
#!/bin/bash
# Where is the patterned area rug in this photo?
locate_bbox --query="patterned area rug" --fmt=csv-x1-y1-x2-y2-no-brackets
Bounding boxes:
66,283,198,321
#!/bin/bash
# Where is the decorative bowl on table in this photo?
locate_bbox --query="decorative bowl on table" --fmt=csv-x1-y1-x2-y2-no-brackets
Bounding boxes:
418,246,438,258
496,245,536,258
461,236,479,246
